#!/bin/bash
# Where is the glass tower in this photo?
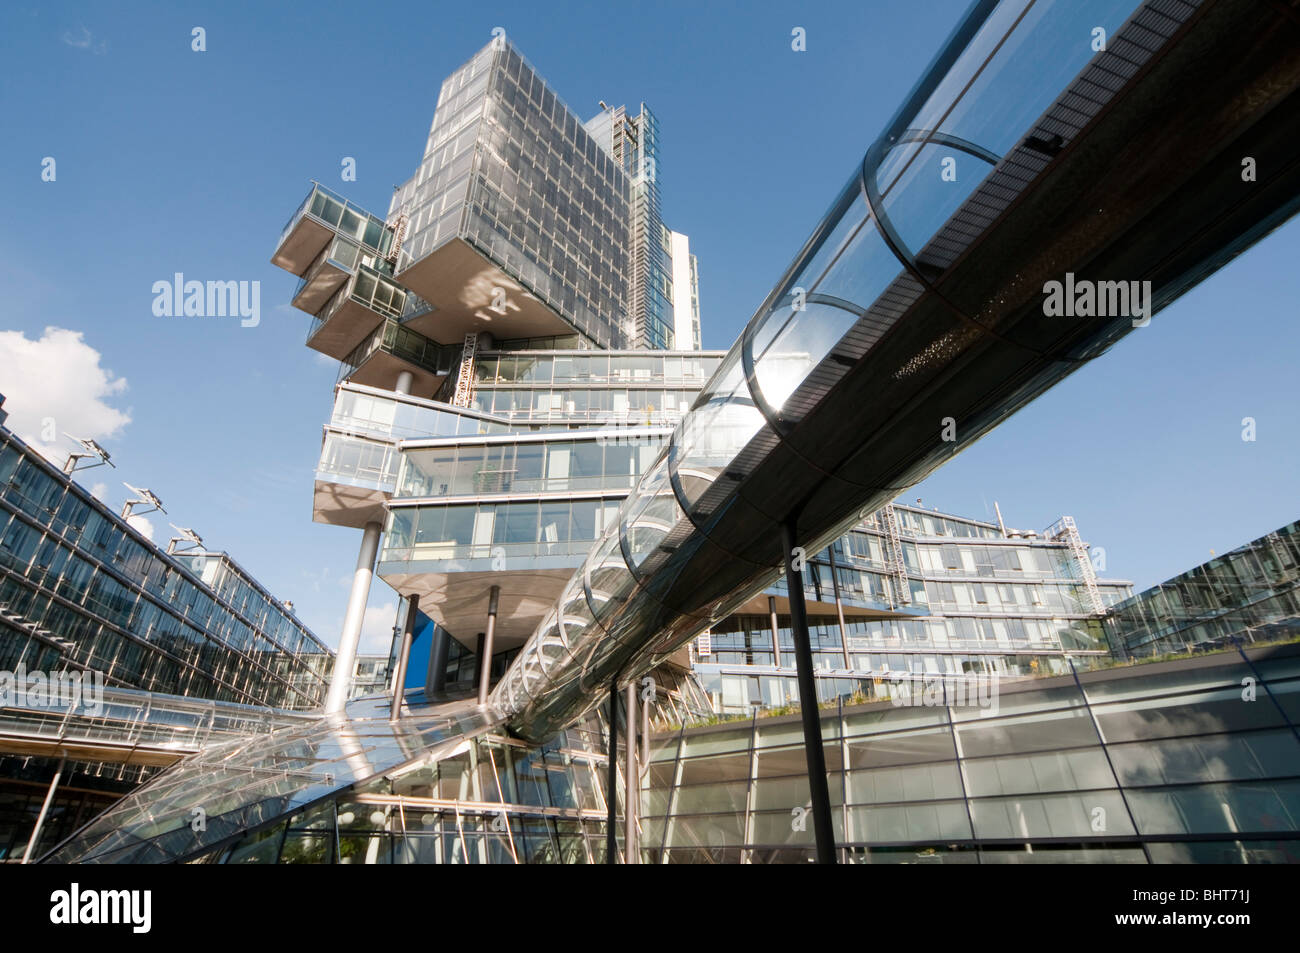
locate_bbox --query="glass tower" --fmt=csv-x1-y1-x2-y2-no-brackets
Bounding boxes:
390,40,633,350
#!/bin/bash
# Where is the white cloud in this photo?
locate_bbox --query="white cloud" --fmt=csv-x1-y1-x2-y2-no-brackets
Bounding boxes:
126,514,155,542
61,25,91,47
61,25,107,54
358,601,399,655
89,482,109,502
0,327,131,464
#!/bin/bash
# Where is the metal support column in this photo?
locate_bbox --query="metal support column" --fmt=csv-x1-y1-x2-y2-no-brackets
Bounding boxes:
389,594,419,720
781,519,838,864
624,680,638,863
427,624,451,693
640,685,650,769
828,543,852,668
21,756,66,863
768,595,782,669
477,586,500,705
473,632,486,687
606,677,618,864
325,520,382,713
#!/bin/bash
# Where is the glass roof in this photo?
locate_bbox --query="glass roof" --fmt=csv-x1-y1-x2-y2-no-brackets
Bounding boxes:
42,695,503,863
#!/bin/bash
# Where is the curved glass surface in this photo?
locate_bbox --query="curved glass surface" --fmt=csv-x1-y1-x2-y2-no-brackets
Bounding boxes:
671,345,769,511
43,698,503,864
904,0,1138,162
495,0,1178,741
619,457,683,575
875,137,996,259
585,529,641,636
751,297,866,413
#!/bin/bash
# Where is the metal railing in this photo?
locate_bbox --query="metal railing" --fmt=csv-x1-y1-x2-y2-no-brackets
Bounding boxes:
0,685,315,757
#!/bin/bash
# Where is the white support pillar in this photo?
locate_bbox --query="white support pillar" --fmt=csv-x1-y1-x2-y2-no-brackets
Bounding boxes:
325,520,382,713
624,681,638,863
476,585,500,705
394,370,414,396
21,756,65,863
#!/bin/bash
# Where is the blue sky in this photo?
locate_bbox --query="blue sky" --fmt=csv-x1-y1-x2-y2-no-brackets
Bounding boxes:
1,0,1296,650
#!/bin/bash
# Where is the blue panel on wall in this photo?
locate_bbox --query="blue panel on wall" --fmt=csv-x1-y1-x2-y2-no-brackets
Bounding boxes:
404,609,437,690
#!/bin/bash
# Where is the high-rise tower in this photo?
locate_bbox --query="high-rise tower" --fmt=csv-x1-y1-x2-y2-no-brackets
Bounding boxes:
272,37,710,705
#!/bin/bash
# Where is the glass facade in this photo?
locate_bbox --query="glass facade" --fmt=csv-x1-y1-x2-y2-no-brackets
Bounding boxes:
307,264,428,347
314,384,517,505
45,640,1300,864
189,713,615,865
278,182,394,265
383,497,627,566
587,103,673,349
0,685,319,860
337,318,461,384
42,696,505,863
1,767,124,862
467,350,723,425
490,0,1210,743
396,432,668,499
0,426,330,711
1104,521,1300,659
0,423,333,859
645,643,1300,863
696,506,1130,714
329,383,513,443
392,40,632,348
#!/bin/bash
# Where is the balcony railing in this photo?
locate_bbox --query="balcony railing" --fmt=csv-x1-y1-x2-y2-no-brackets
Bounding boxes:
338,320,461,382
307,264,418,346
278,182,393,261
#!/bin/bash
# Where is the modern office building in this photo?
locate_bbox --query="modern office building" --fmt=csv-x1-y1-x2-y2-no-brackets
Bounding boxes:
585,102,693,350
39,0,1300,863
668,229,702,352
0,421,330,710
275,36,719,714
385,39,634,354
0,413,333,860
696,506,1133,715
